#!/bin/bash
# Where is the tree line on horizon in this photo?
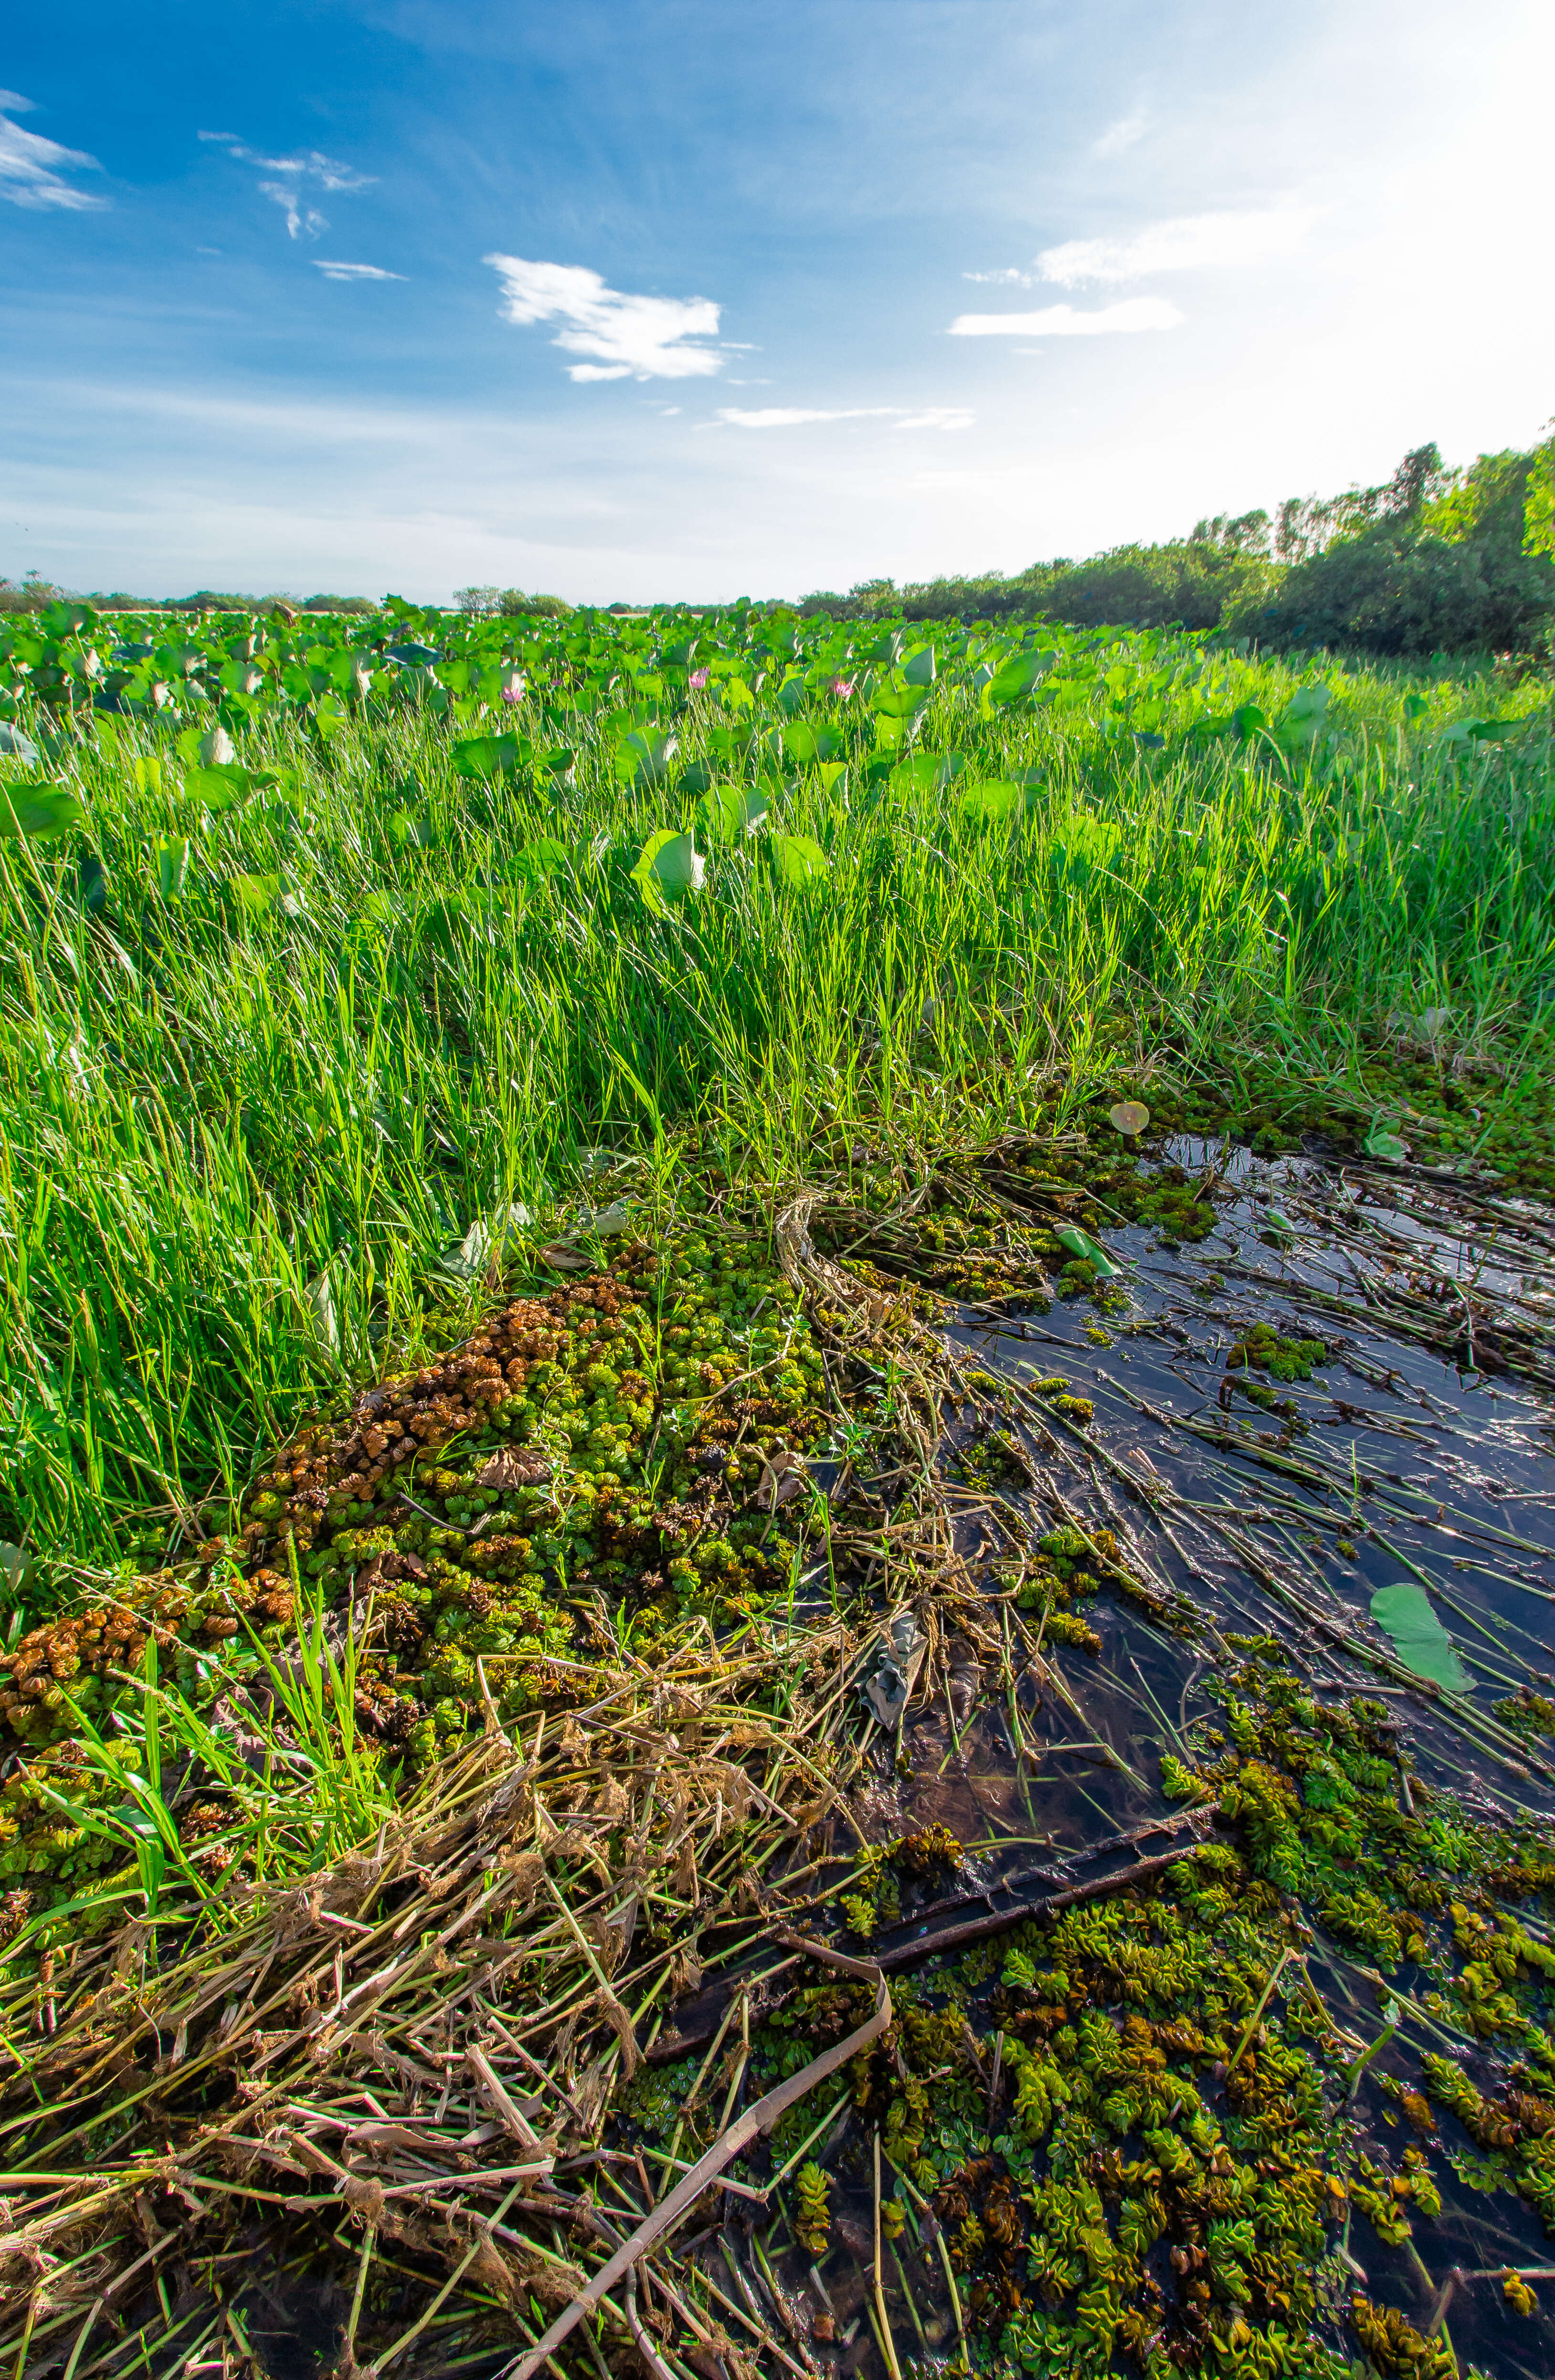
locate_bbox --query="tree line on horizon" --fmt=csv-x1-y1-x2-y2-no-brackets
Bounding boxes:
6,429,1553,658
801,433,1555,657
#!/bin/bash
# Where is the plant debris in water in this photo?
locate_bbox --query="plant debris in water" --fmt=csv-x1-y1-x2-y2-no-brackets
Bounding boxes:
1,1143,1554,2380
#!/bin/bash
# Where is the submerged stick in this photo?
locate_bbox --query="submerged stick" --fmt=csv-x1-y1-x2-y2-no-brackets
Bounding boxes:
868,1841,1218,1971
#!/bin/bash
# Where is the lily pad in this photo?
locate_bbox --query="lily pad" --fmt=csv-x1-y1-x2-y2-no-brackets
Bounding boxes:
695,784,768,843
453,733,524,782
1365,1120,1409,1164
769,833,829,887
632,830,705,909
0,780,86,838
1053,1224,1120,1280
515,836,569,884
955,780,1024,826
1370,1583,1469,1692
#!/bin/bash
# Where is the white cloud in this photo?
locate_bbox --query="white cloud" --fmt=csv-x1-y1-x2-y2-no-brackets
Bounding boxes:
314,259,404,283
1037,209,1317,287
714,405,973,430
198,132,372,194
261,183,327,238
963,267,1026,286
1092,107,1148,158
485,254,724,381
949,298,1183,338
199,131,373,241
717,406,893,427
0,89,104,212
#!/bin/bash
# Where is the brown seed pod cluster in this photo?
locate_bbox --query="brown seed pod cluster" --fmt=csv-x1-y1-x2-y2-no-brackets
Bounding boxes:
0,1603,152,1732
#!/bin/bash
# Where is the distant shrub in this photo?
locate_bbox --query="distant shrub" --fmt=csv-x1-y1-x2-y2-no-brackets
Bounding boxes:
498,589,573,618
1232,528,1555,656
802,525,1273,632
0,572,59,614
1237,439,1555,656
1029,539,1275,633
801,437,1555,653
167,591,267,612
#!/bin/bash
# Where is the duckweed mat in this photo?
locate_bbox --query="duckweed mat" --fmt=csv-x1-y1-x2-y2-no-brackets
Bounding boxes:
2,1130,1554,2380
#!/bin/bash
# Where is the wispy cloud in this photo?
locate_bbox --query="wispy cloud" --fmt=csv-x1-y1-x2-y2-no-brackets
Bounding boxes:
313,260,403,283
262,185,327,239
1092,107,1148,158
0,89,105,212
199,130,373,241
1037,209,1316,287
963,210,1317,299
485,255,725,382
949,298,1182,338
714,404,973,430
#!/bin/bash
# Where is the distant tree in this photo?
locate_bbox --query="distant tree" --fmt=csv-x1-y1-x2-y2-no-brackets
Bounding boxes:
1022,539,1274,632
1191,510,1271,558
1273,443,1450,563
167,591,275,611
1232,530,1544,655
455,585,503,617
1241,439,1555,655
1523,426,1555,561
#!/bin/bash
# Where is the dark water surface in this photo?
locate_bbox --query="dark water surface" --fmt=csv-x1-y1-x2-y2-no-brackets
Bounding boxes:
827,1141,1555,2380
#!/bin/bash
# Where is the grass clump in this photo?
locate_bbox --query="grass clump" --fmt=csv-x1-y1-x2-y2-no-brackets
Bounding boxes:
0,1229,839,1913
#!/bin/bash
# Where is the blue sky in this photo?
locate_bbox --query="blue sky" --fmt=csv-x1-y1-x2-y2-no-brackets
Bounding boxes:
5,0,1553,601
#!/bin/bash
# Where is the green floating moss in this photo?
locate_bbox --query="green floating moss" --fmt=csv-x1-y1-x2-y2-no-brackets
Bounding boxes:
1225,1322,1328,1384
766,1644,1555,2380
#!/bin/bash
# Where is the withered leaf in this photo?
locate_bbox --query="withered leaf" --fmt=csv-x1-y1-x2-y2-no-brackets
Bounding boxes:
476,1446,552,1490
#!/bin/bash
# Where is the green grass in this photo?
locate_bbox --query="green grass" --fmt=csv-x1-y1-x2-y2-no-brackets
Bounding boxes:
0,606,1551,1560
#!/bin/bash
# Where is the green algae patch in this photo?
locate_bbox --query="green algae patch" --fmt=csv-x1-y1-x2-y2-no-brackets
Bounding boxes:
1225,1323,1328,1384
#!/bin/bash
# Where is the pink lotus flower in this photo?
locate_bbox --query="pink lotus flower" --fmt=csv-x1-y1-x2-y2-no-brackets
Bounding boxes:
688,667,711,690
828,676,856,699
500,685,523,704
